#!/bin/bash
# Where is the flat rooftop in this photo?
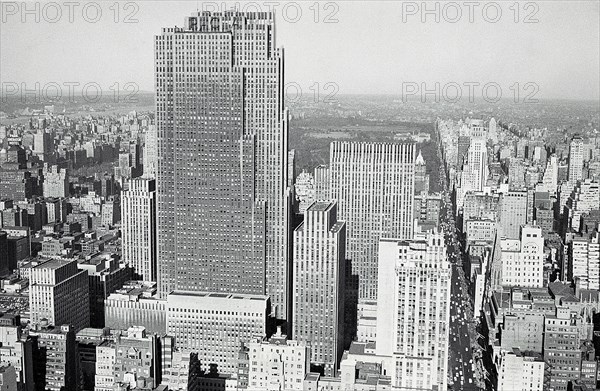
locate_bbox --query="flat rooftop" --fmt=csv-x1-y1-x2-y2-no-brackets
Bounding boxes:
307,201,333,213
169,291,268,301
33,258,72,270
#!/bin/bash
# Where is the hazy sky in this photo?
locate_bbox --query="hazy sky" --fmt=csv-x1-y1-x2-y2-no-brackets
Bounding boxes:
1,0,599,100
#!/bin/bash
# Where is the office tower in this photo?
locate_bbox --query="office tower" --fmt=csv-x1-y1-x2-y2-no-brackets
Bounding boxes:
496,348,544,391
18,199,44,233
166,291,270,375
457,131,488,210
313,164,330,201
105,281,166,335
77,254,134,328
376,230,450,390
100,196,120,227
499,190,528,240
329,141,415,300
569,232,600,289
29,259,90,333
3,227,30,271
294,171,315,214
155,11,291,320
42,164,68,198
121,178,157,281
44,197,67,224
30,324,77,391
33,129,53,162
564,179,600,233
143,124,157,178
293,201,345,376
569,136,585,182
499,225,544,288
94,173,117,199
247,329,310,391
0,168,39,202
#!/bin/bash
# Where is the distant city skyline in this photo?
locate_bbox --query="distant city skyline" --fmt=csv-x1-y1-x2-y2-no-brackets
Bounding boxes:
1,1,599,101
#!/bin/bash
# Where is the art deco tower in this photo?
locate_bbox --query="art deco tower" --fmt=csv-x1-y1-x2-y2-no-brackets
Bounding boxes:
155,11,291,318
329,142,415,300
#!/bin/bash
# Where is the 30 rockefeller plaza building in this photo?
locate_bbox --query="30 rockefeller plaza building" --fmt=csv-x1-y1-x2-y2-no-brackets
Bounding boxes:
155,12,292,319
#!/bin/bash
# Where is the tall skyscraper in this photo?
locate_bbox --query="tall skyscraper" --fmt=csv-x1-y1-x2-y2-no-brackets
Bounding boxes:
121,177,157,282
155,11,291,318
293,201,345,376
569,136,585,182
376,229,450,390
457,125,488,209
329,142,415,300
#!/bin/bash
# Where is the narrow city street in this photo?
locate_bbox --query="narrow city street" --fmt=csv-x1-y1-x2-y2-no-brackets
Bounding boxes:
437,133,486,390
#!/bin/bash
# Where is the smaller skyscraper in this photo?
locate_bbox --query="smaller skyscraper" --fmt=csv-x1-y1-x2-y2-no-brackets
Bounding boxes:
121,178,157,281
569,136,585,182
376,229,450,390
293,201,346,376
499,190,528,240
29,259,90,332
